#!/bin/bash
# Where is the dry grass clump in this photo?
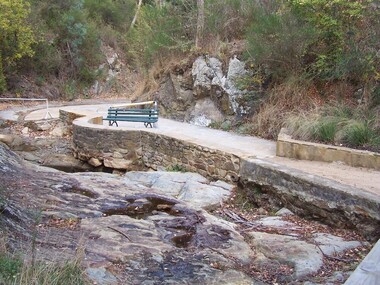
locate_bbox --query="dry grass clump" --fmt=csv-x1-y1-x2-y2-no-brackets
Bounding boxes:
249,78,320,139
0,236,89,285
285,103,380,152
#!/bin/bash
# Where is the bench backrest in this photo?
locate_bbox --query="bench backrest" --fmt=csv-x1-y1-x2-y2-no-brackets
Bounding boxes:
107,108,158,116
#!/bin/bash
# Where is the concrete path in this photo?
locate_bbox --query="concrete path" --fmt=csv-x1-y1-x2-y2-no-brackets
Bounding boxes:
12,103,380,196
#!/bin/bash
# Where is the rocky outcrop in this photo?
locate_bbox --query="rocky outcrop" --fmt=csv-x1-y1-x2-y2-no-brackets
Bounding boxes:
157,55,255,126
0,143,369,284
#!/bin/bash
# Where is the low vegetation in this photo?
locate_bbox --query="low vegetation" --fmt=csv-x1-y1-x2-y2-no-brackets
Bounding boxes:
0,251,88,285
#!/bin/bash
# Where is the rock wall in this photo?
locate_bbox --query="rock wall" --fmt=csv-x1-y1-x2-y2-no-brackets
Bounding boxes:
156,55,258,127
141,132,240,181
72,118,240,182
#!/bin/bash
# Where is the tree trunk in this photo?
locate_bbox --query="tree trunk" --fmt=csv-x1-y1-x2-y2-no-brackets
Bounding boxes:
131,0,143,28
195,0,205,49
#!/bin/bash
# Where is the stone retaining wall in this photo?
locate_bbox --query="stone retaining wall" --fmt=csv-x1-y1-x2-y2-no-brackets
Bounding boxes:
68,111,380,239
71,113,240,182
277,128,380,170
141,132,240,181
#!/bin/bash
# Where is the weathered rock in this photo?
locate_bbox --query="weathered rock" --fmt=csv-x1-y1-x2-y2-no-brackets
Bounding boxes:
88,157,102,167
104,157,132,169
223,56,250,115
41,153,93,172
276,207,295,216
24,120,52,132
192,56,224,99
50,122,67,137
248,232,323,279
256,216,299,230
189,97,224,127
86,267,118,285
0,134,15,146
313,233,363,255
21,127,29,135
124,171,233,209
0,143,368,284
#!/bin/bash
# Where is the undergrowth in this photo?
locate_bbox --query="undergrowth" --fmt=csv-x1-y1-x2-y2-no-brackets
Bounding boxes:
0,237,88,285
285,104,380,152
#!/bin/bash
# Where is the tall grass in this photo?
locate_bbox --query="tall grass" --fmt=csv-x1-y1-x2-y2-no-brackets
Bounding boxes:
285,104,380,152
0,231,88,285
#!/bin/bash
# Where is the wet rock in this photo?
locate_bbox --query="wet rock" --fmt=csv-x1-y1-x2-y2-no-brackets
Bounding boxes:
0,144,368,284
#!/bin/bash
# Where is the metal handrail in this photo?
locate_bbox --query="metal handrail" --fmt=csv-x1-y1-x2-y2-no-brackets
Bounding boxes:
111,100,157,110
0,97,53,119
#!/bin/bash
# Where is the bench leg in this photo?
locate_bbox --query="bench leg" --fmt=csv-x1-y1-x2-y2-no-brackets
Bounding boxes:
110,120,118,127
144,122,153,128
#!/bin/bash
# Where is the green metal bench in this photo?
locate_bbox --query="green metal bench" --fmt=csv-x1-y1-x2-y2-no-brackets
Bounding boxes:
103,107,159,128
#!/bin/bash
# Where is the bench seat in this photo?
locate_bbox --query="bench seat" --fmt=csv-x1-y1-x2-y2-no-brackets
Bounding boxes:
103,108,159,127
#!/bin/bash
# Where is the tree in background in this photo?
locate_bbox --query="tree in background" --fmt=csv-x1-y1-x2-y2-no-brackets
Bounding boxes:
0,0,35,93
195,0,205,48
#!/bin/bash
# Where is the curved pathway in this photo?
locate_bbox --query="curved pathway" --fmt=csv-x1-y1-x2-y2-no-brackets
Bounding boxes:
20,103,380,197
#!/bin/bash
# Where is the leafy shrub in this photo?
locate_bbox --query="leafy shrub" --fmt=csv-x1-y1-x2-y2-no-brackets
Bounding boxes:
126,4,193,68
0,0,35,92
84,0,135,32
245,2,316,81
204,0,255,41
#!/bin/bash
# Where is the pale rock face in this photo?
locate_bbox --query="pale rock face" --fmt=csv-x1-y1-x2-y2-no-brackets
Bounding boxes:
192,56,224,98
189,97,224,127
191,55,251,118
224,56,250,115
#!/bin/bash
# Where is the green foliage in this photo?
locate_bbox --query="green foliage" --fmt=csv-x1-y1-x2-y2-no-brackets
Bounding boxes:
0,55,6,94
204,0,255,40
0,0,35,64
245,0,379,84
166,164,187,172
0,0,35,92
126,4,193,68
313,117,338,143
289,0,369,80
341,121,374,147
84,0,135,31
20,260,88,285
0,253,22,283
0,255,88,285
245,3,316,80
